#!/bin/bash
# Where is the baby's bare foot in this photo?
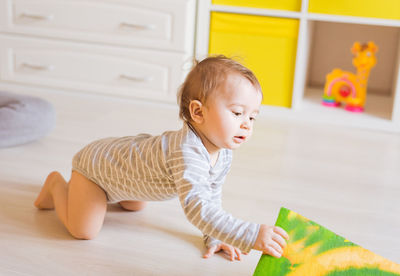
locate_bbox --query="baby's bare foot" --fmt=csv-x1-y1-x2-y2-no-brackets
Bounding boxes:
34,171,63,209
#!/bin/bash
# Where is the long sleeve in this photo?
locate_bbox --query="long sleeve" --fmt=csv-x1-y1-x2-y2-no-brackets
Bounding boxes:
167,139,259,253
203,234,220,249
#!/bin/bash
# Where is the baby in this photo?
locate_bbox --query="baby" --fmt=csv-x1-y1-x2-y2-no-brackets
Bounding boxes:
34,56,288,261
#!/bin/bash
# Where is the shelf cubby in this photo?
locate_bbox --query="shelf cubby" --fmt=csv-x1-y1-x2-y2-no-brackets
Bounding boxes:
299,20,400,130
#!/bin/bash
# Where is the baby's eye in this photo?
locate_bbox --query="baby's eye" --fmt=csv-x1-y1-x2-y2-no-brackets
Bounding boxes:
250,116,256,121
232,111,242,117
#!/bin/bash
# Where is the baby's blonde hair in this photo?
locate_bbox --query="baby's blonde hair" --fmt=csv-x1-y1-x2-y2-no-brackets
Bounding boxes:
177,55,262,123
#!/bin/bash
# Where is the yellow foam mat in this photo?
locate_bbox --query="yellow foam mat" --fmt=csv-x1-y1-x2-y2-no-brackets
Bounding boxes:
254,208,400,275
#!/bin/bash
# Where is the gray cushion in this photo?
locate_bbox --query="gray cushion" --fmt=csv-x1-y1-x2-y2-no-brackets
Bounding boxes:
0,91,55,148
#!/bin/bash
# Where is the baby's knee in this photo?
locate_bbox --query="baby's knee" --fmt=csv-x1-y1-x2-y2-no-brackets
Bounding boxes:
69,226,99,240
119,200,147,211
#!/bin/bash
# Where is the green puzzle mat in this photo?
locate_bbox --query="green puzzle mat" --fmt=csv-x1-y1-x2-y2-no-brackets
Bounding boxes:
253,208,400,276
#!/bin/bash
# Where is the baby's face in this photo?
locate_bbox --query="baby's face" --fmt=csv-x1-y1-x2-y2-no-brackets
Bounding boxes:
201,73,262,153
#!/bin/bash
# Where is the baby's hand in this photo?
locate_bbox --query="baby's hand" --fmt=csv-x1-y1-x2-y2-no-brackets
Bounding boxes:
253,224,289,258
203,242,247,261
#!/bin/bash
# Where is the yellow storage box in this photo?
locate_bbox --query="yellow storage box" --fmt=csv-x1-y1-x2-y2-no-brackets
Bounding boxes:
212,0,301,12
308,0,400,20
209,12,299,107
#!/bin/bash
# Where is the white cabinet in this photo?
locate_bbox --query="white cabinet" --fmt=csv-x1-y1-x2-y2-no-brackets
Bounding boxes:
0,0,196,102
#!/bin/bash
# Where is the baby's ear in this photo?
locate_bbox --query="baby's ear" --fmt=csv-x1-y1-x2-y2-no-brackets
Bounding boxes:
189,100,204,124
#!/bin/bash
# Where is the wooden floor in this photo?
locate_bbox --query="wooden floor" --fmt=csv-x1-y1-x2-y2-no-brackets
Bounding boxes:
1,87,399,275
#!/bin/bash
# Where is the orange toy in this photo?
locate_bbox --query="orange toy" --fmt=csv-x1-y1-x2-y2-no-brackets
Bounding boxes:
322,41,378,112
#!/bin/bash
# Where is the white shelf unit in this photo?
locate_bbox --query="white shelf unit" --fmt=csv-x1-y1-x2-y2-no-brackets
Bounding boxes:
195,0,400,132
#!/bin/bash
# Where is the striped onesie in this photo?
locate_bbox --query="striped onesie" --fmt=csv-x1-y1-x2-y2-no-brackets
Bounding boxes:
72,123,260,253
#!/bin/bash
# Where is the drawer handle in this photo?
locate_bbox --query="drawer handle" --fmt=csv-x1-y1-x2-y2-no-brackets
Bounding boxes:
20,12,54,21
21,63,55,71
119,74,153,82
119,22,156,31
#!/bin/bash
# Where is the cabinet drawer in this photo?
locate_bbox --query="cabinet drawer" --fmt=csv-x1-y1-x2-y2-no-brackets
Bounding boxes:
212,0,301,12
209,12,299,108
308,0,400,20
0,0,195,52
0,36,187,102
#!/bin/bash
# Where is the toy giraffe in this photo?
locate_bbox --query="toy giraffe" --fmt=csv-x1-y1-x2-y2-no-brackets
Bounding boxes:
322,41,378,112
